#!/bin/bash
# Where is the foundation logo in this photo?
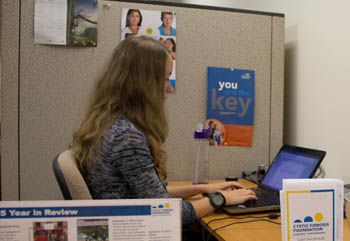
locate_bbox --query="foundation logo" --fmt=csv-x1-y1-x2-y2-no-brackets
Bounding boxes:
241,72,251,79
292,212,330,234
151,203,170,209
294,212,324,223
151,203,173,216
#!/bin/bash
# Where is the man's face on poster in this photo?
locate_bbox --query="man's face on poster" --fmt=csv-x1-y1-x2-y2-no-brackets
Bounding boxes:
162,13,173,28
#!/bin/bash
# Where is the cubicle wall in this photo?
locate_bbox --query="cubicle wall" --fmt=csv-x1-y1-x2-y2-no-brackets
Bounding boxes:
1,0,284,200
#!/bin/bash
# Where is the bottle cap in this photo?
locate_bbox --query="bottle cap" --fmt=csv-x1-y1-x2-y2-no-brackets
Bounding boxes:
196,123,203,132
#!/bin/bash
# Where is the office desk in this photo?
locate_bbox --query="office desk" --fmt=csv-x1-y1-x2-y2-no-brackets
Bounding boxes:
169,180,350,241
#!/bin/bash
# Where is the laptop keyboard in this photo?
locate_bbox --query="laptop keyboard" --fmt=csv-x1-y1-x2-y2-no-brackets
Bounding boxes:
244,188,280,207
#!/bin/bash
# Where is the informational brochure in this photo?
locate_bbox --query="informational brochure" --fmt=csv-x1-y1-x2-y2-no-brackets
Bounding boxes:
280,179,344,241
0,199,181,241
206,66,255,146
34,0,98,46
120,8,177,88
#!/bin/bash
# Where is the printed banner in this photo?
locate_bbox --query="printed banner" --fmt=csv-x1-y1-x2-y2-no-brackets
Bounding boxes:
206,67,255,146
0,199,181,241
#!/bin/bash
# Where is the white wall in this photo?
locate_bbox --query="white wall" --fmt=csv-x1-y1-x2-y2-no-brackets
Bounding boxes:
179,0,350,183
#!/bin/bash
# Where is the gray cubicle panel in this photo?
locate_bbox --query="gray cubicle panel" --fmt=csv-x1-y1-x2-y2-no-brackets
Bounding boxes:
1,0,284,200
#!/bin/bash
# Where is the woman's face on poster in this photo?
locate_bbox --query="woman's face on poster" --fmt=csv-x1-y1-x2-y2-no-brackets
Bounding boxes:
166,39,174,50
128,11,141,26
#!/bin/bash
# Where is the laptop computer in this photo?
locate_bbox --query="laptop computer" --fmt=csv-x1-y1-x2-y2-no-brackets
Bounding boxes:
224,144,326,215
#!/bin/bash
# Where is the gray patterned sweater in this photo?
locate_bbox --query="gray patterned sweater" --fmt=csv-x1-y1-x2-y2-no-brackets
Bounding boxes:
86,117,196,226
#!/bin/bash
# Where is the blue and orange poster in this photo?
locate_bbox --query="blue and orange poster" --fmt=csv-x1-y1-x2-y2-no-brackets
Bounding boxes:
206,67,255,147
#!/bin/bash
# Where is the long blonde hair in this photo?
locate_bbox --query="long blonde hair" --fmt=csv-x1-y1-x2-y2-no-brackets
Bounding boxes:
71,36,170,180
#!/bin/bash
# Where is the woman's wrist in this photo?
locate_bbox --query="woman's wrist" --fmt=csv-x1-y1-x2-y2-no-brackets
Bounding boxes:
196,184,208,194
218,190,230,206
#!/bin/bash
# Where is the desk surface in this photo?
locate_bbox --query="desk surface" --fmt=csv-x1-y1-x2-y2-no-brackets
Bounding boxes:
169,180,350,241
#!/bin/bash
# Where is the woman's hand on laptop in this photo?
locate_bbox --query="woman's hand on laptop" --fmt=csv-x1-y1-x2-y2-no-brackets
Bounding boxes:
201,181,244,194
220,188,258,206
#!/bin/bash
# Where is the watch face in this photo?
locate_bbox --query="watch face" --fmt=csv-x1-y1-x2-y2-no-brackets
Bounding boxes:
210,193,225,207
213,194,224,205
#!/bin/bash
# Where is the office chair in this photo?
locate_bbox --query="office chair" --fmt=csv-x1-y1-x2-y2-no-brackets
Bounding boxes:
52,150,92,200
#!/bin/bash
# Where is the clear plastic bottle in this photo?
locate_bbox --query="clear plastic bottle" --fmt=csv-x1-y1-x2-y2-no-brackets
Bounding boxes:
193,123,209,185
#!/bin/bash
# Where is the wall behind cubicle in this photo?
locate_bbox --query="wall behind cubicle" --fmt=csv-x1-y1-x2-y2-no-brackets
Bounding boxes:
1,0,284,200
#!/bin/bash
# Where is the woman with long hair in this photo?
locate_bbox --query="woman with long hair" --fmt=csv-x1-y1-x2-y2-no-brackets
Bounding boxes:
70,36,256,236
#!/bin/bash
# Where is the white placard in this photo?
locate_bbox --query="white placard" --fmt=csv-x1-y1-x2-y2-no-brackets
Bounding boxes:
280,178,344,241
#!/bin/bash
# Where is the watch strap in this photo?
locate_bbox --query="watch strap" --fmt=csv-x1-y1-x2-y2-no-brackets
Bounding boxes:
207,192,226,210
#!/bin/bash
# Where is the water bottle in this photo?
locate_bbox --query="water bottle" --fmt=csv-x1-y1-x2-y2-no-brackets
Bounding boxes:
193,123,209,184
257,164,266,183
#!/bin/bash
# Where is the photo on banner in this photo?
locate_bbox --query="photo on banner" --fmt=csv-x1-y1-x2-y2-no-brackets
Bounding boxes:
206,67,255,147
77,219,108,240
120,8,177,88
33,221,68,241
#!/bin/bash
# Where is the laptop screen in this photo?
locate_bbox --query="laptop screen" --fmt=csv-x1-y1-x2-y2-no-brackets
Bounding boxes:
259,146,325,192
